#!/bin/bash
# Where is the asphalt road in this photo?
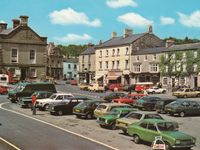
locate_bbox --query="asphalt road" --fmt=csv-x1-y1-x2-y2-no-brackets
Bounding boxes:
0,96,113,150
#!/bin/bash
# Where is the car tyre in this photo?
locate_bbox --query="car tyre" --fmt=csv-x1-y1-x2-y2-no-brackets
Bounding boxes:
86,113,93,119
44,104,49,111
184,95,187,98
133,134,141,144
122,129,127,134
111,123,116,130
57,110,63,116
180,111,185,117
162,90,166,94
76,115,81,118
164,141,172,150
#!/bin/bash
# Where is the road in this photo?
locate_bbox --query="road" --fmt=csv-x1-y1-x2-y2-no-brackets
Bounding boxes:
0,96,113,150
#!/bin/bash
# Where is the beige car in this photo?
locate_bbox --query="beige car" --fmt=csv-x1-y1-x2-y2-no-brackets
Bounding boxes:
88,83,105,92
116,111,163,134
94,103,131,118
173,88,200,98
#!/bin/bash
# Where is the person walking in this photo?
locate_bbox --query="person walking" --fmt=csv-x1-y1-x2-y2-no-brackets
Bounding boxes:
31,94,37,115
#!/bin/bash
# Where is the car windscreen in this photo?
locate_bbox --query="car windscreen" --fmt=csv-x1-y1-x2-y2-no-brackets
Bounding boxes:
49,94,57,99
77,101,91,107
157,122,176,131
96,105,107,110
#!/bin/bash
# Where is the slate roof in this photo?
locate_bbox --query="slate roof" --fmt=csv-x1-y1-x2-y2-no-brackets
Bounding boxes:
132,47,167,55
0,28,15,35
169,42,200,51
63,58,78,63
80,46,96,55
96,33,147,48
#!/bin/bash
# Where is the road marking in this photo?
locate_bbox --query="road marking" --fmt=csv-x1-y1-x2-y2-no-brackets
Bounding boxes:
0,137,21,150
0,102,118,150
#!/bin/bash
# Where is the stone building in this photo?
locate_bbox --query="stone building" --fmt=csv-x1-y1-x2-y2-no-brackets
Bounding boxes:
0,16,47,81
47,42,63,79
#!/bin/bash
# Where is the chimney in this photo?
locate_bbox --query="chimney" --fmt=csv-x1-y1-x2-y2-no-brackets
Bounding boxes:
147,25,153,33
99,40,102,45
87,43,94,48
0,23,7,32
19,15,29,26
165,39,174,47
111,32,117,38
12,19,20,28
124,28,133,38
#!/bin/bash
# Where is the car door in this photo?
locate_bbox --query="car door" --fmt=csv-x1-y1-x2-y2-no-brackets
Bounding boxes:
144,123,160,142
55,95,64,103
189,101,200,115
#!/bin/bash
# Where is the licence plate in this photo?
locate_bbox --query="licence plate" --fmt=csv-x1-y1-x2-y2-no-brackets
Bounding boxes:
75,109,80,112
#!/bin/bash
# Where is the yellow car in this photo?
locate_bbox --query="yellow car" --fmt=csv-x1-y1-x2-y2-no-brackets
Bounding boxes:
79,83,89,90
88,83,105,92
172,88,200,98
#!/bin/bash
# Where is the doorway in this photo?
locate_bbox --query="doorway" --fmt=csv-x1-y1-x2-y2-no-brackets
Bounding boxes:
20,68,27,81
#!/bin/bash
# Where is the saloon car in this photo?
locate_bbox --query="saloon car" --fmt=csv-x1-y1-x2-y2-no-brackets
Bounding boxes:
127,119,196,150
146,87,167,94
97,107,136,129
165,100,200,117
172,88,200,98
116,111,163,134
73,100,107,119
103,92,127,102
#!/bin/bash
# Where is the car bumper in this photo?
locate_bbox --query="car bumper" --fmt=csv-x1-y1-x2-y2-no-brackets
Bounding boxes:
96,120,111,126
172,144,195,148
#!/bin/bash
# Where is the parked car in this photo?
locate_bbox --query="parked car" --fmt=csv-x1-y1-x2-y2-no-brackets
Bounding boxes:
103,92,127,102
36,93,74,110
146,86,167,94
94,103,131,118
97,107,136,129
165,100,200,117
49,97,90,116
172,88,200,98
108,83,124,91
79,83,89,90
88,83,105,92
73,100,107,119
116,111,163,134
0,85,9,95
155,98,176,113
135,82,153,93
134,96,162,111
112,93,146,105
18,91,53,108
70,80,78,86
8,82,57,103
127,119,196,150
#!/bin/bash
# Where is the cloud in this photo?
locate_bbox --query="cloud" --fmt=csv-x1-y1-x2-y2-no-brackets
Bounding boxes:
55,33,92,44
106,0,137,8
0,20,5,23
178,10,200,27
49,8,101,27
160,16,175,25
117,12,153,27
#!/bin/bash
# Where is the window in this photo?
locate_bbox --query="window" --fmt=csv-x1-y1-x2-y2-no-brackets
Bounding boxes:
150,64,158,72
126,47,129,55
99,61,102,69
112,49,115,56
194,51,197,58
134,64,141,72
183,52,186,59
68,64,71,69
112,61,115,69
30,68,37,77
100,51,102,57
183,64,186,72
153,54,156,60
165,53,168,59
74,64,77,69
106,50,108,56
74,74,77,78
148,123,157,131
88,64,91,70
163,78,168,85
126,113,142,119
140,123,147,128
117,49,120,56
82,56,84,62
82,64,84,71
11,48,18,63
193,64,197,72
30,50,35,60
106,61,108,69
172,53,176,59
116,60,119,69
125,60,129,69
136,56,139,61
165,66,168,72
145,55,147,61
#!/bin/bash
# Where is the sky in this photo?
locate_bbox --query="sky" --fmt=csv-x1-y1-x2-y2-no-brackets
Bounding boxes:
0,0,200,45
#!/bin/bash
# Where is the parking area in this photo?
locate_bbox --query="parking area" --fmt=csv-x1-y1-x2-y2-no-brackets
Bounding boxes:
3,83,200,150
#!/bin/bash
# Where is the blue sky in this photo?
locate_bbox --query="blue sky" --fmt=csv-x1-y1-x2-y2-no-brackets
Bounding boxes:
0,0,200,45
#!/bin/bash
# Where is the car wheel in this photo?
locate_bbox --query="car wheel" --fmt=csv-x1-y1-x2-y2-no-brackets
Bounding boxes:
184,95,187,98
180,111,185,117
122,129,127,134
169,112,174,116
111,123,116,130
86,113,93,119
164,141,172,150
28,103,32,108
152,91,155,94
76,115,81,118
162,90,166,94
57,110,63,116
44,104,49,111
133,134,141,144
197,94,200,97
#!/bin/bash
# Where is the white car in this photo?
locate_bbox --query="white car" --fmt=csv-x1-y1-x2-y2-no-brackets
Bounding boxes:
36,93,74,110
146,87,167,94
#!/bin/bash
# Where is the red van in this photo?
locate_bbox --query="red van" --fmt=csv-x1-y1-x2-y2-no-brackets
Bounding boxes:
135,82,153,93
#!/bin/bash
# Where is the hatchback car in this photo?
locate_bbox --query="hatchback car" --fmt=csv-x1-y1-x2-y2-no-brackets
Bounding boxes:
127,119,196,150
155,98,176,113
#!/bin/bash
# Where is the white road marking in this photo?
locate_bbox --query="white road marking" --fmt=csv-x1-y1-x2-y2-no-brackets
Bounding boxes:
0,137,21,150
0,102,118,150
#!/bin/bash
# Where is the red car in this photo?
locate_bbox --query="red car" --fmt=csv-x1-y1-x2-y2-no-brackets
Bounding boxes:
108,83,124,91
0,85,9,95
70,80,78,86
112,93,147,105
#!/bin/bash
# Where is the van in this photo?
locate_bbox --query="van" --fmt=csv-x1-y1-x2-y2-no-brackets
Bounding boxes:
8,82,57,103
94,103,131,118
135,82,153,93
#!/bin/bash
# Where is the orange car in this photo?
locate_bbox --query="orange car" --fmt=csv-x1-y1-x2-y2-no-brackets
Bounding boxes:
112,93,147,105
70,80,78,86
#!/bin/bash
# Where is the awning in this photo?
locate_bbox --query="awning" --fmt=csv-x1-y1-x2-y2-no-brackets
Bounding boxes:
106,71,122,80
95,75,103,80
106,76,120,80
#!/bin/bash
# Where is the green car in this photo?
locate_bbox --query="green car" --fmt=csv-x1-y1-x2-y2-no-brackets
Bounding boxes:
18,91,53,108
127,119,196,150
73,100,106,119
97,108,136,130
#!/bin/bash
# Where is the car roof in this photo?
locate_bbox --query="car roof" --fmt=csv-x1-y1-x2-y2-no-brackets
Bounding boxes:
142,119,173,124
33,91,53,94
53,92,73,95
129,111,160,115
99,103,130,106
112,107,136,111
82,100,106,103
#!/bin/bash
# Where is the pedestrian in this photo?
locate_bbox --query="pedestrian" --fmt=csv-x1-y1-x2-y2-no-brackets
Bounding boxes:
31,94,37,115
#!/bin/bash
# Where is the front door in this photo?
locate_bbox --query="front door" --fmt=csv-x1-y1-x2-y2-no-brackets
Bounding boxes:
20,68,27,81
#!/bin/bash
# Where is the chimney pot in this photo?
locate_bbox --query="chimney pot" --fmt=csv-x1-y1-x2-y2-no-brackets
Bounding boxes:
12,19,20,28
111,32,117,38
165,39,174,47
0,23,7,32
148,25,153,33
19,15,29,26
124,28,133,38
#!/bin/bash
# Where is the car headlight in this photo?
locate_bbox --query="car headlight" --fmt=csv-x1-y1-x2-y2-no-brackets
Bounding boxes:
192,138,196,143
51,106,54,110
97,118,99,121
40,103,43,105
105,120,108,124
175,140,181,144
